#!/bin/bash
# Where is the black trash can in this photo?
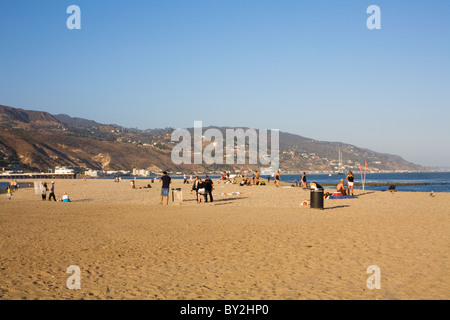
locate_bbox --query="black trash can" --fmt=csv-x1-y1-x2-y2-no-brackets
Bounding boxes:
310,188,324,210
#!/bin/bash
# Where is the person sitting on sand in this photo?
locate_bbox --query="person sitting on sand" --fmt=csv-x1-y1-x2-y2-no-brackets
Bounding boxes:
337,179,347,195
62,192,71,202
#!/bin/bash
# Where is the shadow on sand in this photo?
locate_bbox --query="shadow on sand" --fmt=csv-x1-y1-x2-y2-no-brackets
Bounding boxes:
324,205,351,210
180,197,249,205
355,191,375,197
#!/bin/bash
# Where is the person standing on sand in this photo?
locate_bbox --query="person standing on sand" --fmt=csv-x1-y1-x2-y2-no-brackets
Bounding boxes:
41,182,48,201
159,171,171,205
204,175,214,203
191,176,200,202
195,177,206,203
274,171,280,187
346,171,355,196
48,181,56,201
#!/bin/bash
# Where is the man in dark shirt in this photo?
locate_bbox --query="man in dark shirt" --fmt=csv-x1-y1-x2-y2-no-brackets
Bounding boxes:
204,175,214,203
48,181,56,201
159,171,171,205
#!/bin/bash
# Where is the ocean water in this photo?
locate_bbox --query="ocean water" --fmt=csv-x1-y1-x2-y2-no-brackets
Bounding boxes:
127,172,450,193
279,172,450,193
0,181,34,193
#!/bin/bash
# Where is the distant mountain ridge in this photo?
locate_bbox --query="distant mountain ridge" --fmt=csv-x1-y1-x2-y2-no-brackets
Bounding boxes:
53,114,101,128
0,104,426,173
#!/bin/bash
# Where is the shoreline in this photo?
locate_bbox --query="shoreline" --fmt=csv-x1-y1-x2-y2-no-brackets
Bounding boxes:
1,178,449,193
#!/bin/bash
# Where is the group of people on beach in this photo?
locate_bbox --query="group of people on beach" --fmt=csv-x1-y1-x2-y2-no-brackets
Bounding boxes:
40,181,57,201
159,171,214,205
158,169,282,205
294,172,308,188
191,175,214,203
156,169,357,205
295,170,355,196
39,181,71,202
5,180,19,200
336,171,355,196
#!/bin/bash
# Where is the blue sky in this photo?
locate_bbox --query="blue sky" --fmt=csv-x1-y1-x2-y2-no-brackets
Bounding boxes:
0,0,449,167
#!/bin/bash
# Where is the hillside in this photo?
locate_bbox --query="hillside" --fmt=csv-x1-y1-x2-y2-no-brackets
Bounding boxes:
0,104,426,173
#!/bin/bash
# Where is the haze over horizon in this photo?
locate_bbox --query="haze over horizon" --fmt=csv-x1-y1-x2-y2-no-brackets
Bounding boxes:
0,1,449,167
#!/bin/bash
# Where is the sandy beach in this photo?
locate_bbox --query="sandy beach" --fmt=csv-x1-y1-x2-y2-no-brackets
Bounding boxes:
0,177,448,300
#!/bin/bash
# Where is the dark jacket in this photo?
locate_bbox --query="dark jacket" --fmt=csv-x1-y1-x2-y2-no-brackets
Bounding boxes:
192,180,202,191
204,178,213,191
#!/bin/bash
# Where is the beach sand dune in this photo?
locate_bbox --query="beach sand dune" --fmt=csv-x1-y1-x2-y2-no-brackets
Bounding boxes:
0,178,448,300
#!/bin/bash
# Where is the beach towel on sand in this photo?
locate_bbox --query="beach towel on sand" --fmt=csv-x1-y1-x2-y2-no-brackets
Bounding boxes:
327,195,358,199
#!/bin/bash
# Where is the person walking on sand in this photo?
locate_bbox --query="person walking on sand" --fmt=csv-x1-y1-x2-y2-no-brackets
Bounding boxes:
6,185,12,200
301,172,307,188
274,171,280,187
159,171,171,205
346,170,355,196
48,181,56,201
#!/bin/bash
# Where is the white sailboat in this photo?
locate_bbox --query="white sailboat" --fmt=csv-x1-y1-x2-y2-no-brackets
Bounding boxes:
337,148,345,175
